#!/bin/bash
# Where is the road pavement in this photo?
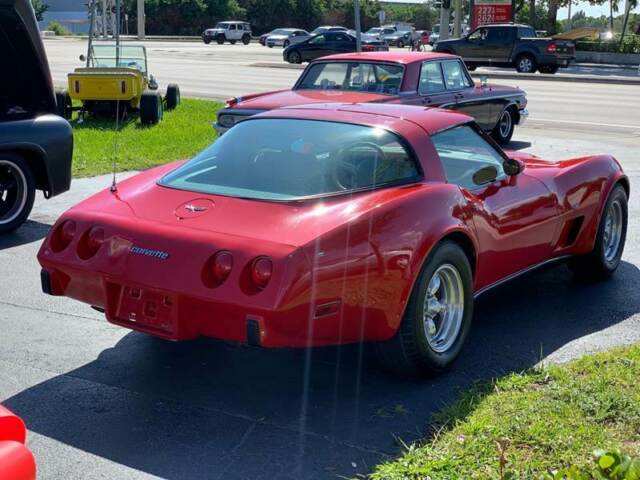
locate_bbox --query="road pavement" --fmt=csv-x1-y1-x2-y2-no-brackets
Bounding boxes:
44,39,640,135
0,39,638,480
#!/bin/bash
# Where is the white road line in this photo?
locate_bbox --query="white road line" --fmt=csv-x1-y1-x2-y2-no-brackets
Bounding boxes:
530,118,640,129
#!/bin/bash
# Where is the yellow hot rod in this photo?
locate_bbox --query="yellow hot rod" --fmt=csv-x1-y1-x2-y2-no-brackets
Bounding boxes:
56,44,180,125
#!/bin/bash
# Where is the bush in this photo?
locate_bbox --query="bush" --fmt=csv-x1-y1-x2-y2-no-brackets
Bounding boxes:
47,21,71,36
576,36,640,54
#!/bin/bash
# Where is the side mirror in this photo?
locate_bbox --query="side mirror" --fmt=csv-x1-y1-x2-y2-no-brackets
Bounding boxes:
79,54,86,62
503,158,525,176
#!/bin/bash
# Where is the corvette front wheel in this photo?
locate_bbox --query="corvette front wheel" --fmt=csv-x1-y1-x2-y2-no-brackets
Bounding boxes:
568,184,628,279
376,241,474,377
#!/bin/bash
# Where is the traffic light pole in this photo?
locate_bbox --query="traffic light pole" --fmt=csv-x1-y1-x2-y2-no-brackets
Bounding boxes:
354,0,362,52
137,0,145,39
439,0,451,41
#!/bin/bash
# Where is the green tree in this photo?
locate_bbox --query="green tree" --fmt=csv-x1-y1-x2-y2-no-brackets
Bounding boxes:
31,0,48,21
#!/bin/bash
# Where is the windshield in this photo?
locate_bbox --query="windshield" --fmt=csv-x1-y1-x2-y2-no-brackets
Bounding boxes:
270,29,289,35
160,119,420,201
89,45,146,72
367,27,382,34
215,23,229,29
297,62,404,95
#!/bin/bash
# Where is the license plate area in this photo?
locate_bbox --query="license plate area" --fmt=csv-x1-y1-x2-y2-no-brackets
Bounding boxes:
114,285,178,334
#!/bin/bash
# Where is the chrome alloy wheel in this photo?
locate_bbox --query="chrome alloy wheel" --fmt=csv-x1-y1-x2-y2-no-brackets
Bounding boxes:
603,199,624,263
498,110,512,138
0,159,27,225
519,57,533,72
423,264,465,353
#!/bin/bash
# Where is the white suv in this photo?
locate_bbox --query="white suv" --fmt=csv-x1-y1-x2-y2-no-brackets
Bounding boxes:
202,21,252,45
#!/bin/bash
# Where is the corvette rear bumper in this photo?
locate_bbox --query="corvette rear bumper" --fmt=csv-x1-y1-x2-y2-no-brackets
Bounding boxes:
40,264,391,347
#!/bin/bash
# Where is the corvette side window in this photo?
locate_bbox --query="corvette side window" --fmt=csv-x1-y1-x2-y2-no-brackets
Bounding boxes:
419,61,445,95
432,125,506,190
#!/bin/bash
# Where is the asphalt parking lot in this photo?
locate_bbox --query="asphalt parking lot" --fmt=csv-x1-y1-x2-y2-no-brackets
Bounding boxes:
1,40,640,479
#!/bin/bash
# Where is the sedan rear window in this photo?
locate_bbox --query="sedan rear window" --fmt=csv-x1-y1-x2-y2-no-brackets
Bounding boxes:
297,62,404,95
160,119,420,201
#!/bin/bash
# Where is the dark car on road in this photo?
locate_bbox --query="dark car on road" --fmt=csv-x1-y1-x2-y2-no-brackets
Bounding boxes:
283,31,389,64
0,0,73,233
434,23,575,73
218,52,528,145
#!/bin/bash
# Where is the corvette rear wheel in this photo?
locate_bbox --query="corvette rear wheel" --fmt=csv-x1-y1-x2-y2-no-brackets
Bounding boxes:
375,241,474,377
568,184,628,279
0,154,35,234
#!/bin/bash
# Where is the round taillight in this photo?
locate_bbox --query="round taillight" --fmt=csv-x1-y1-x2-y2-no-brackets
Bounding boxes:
212,251,233,282
78,226,104,259
251,257,272,289
51,219,76,252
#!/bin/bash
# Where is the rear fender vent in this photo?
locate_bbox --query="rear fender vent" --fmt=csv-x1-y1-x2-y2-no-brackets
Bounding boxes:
559,216,585,247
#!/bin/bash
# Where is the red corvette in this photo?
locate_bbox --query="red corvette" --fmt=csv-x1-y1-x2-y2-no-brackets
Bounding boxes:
0,405,36,480
38,104,628,375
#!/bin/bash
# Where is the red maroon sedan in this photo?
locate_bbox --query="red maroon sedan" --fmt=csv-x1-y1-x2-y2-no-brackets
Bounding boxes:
215,51,528,145
38,104,628,376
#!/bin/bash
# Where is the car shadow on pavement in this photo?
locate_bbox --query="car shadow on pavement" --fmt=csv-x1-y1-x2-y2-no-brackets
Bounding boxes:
4,261,640,479
505,140,532,150
0,220,50,250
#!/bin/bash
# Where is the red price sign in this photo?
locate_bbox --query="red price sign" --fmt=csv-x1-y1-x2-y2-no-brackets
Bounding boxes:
471,1,514,29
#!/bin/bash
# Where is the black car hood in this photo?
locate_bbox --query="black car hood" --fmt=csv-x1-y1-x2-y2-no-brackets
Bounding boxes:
0,0,56,114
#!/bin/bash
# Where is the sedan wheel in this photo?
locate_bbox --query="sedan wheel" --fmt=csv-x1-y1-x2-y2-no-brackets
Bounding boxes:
375,241,473,376
287,50,302,64
491,108,514,145
0,155,36,234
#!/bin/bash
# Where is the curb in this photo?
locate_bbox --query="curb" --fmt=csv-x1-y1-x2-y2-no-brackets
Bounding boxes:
251,61,640,85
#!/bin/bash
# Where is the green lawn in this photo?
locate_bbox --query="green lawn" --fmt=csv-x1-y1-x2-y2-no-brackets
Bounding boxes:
371,344,640,479
71,98,222,177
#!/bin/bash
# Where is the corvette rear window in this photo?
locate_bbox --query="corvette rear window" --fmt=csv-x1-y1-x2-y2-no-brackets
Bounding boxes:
159,119,420,201
297,62,404,95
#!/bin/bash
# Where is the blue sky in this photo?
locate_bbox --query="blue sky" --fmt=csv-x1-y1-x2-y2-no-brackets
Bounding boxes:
558,0,640,18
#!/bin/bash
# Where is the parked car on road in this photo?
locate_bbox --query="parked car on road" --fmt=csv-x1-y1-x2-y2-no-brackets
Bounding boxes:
434,23,575,73
382,28,414,48
283,32,388,64
39,102,629,376
266,28,310,48
219,52,528,145
0,0,73,234
202,21,252,45
310,25,347,35
259,30,274,46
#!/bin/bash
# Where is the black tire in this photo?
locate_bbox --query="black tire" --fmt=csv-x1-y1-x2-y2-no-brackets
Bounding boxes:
203,37,211,45
165,84,180,110
216,35,225,45
375,241,474,377
287,50,302,64
242,34,250,45
568,184,628,280
55,90,72,119
283,40,290,48
0,154,36,234
539,64,559,74
515,54,537,73
139,91,163,125
397,39,405,48
491,107,515,145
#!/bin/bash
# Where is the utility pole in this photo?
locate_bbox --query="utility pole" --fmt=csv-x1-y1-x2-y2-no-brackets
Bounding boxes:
567,0,572,31
439,0,451,41
101,0,107,37
453,0,461,37
354,0,362,52
137,0,145,39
